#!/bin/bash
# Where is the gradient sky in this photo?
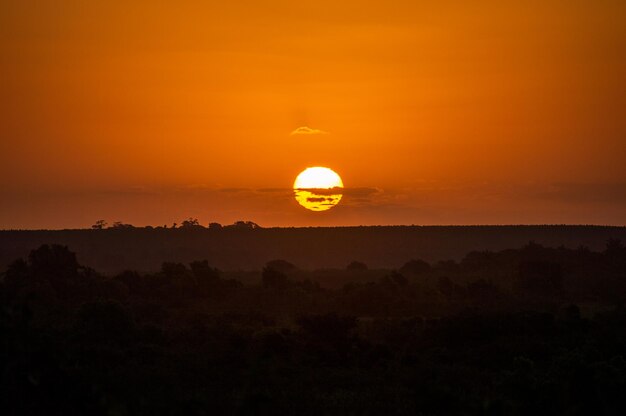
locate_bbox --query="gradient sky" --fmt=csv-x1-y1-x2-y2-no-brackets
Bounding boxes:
1,0,625,228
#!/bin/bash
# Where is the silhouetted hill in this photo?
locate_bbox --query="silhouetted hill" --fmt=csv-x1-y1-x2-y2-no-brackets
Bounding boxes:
1,225,624,274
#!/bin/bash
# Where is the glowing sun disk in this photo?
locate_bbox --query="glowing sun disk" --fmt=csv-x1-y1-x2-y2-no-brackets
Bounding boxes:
293,167,344,212
294,167,344,189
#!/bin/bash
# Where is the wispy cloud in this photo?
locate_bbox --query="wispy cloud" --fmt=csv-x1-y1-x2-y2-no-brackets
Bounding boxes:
290,126,329,136
219,188,251,193
262,187,382,197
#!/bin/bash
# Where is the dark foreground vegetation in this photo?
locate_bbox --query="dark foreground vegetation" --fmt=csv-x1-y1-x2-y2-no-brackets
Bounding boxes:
2,225,625,273
2,240,626,415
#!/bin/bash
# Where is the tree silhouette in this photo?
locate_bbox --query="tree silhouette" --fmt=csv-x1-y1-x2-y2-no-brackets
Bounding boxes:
91,219,107,229
605,238,624,256
161,262,188,279
230,220,261,229
437,275,454,297
189,260,220,284
265,259,297,274
347,261,368,271
110,221,134,229
28,244,79,279
262,266,290,289
75,300,135,345
388,270,408,287
400,259,431,275
518,261,563,294
181,218,203,228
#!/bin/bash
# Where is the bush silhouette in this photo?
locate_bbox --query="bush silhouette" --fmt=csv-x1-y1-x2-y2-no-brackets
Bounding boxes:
347,261,368,271
28,244,79,279
75,300,135,344
400,259,431,275
262,266,290,289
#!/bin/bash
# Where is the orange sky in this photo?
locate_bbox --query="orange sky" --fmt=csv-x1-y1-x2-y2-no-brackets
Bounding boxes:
1,0,625,228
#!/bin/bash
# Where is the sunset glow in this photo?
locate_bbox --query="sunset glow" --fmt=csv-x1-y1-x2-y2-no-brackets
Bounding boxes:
2,2,626,413
0,1,624,227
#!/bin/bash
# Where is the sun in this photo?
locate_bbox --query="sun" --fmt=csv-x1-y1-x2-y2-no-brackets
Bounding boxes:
293,167,344,211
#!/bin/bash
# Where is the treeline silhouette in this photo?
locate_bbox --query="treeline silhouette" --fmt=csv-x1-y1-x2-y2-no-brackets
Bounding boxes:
90,218,260,230
1,241,626,415
2,225,625,274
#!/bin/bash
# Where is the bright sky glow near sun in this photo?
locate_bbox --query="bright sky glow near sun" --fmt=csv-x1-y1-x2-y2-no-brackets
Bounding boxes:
0,1,625,228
